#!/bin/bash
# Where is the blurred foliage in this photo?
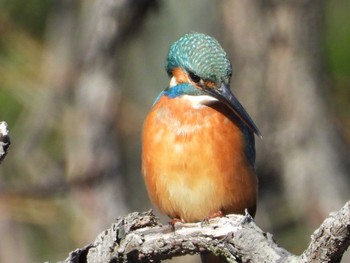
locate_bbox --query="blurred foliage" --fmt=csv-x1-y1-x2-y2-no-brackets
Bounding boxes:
0,11,44,128
325,0,350,139
0,0,51,38
325,0,350,75
0,0,349,262
0,2,71,262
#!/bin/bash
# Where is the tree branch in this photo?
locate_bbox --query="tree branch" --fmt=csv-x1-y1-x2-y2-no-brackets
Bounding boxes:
0,121,10,163
62,201,349,263
301,201,350,262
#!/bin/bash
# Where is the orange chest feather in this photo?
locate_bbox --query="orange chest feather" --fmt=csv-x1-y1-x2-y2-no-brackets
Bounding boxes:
142,95,250,185
145,95,241,140
143,95,245,149
142,95,257,221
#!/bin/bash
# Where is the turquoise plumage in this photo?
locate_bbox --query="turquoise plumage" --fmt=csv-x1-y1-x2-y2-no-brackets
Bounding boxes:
166,33,232,85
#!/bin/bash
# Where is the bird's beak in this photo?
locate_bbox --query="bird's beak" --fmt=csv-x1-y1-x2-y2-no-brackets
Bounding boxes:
204,82,262,137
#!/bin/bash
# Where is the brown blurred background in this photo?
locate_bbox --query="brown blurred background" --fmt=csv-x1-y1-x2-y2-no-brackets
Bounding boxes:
0,0,349,262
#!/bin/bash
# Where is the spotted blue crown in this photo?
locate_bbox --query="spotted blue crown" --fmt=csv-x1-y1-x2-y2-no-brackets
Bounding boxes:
166,33,233,85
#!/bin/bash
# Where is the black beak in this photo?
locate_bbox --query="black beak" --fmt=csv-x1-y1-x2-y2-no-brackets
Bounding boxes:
204,83,262,138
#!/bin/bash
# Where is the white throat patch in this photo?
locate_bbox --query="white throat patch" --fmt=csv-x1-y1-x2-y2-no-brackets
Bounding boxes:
182,95,218,109
169,76,177,88
168,76,218,108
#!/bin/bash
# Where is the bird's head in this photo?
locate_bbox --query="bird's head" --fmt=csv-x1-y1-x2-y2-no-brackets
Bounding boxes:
165,33,261,137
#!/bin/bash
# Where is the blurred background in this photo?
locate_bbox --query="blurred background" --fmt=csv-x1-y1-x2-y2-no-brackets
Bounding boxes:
0,0,349,262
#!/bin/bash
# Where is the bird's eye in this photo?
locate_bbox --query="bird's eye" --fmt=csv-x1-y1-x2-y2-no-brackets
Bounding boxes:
188,71,201,83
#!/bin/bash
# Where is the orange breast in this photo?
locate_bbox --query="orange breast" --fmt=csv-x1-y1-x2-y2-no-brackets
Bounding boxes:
142,95,257,222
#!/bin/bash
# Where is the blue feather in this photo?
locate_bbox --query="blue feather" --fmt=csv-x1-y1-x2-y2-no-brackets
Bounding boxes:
153,83,203,105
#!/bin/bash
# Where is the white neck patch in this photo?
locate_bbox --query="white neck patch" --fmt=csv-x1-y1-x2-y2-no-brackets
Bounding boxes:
181,95,218,109
169,76,177,88
168,77,218,108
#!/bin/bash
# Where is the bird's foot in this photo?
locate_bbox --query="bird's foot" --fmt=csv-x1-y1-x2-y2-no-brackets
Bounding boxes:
169,218,184,225
206,210,224,220
201,210,224,226
168,218,184,231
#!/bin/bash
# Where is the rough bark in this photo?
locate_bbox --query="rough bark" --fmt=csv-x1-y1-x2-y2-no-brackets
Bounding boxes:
62,201,350,263
0,122,10,163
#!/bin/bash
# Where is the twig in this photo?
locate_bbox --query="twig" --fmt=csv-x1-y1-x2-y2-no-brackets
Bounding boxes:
0,122,10,163
301,201,350,262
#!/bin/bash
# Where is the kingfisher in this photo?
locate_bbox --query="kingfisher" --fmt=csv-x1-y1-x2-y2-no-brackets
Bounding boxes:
142,33,261,224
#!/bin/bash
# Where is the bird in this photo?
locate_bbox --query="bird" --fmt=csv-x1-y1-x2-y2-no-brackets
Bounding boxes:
142,33,260,225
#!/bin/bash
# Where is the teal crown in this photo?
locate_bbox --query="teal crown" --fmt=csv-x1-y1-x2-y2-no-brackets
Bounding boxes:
166,33,232,85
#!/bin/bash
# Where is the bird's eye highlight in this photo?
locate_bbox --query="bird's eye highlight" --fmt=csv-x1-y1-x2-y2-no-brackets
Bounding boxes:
188,71,201,83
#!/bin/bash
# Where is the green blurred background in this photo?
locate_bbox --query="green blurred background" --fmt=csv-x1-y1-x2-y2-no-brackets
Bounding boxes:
0,0,349,262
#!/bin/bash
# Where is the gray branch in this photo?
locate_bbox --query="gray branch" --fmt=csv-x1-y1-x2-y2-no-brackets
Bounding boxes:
0,122,10,163
62,201,350,263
